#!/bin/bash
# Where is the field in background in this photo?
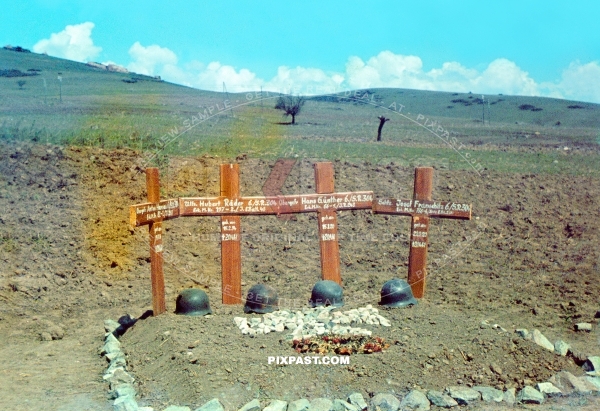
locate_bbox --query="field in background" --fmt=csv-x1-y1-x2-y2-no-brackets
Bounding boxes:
1,48,599,175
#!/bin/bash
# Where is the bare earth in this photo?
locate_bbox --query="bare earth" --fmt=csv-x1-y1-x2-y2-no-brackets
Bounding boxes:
0,140,599,410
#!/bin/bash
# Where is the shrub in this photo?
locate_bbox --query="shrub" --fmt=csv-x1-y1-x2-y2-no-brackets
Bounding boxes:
0,69,38,78
518,104,542,111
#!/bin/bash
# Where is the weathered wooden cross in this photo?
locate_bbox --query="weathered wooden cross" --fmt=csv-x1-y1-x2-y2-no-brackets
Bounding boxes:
372,167,471,298
179,162,373,304
129,168,180,315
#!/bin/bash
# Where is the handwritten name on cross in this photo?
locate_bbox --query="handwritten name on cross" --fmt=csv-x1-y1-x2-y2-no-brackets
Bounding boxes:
129,168,179,315
179,162,373,304
373,167,471,298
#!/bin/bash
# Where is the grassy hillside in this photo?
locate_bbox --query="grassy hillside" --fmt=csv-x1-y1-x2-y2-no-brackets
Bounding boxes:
1,48,599,174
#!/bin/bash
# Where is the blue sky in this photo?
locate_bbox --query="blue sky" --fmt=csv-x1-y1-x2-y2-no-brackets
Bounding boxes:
2,0,600,102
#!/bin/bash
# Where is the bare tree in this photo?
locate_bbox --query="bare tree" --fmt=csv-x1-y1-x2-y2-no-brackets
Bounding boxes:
274,95,305,125
377,116,389,141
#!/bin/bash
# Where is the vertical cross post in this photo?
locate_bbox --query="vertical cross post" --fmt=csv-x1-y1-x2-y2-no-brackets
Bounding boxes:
373,166,471,299
408,167,433,298
146,168,166,315
314,162,342,284
220,164,242,304
130,168,179,316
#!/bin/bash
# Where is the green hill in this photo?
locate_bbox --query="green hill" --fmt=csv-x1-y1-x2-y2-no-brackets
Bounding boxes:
1,48,599,174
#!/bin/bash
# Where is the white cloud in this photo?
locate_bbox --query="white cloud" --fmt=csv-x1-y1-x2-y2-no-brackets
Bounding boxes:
344,51,540,97
194,62,262,92
119,43,600,103
263,66,344,95
542,61,600,103
474,58,539,96
126,42,178,76
346,51,428,90
33,22,101,62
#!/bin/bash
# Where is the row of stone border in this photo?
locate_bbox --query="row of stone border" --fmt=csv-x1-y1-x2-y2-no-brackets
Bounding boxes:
101,318,600,411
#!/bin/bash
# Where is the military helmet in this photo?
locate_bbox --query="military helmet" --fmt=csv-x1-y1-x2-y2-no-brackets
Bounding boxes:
244,284,279,314
175,288,212,316
309,280,344,308
379,278,418,308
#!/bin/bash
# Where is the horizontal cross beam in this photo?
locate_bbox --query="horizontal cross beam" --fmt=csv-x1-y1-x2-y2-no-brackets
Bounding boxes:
178,192,373,216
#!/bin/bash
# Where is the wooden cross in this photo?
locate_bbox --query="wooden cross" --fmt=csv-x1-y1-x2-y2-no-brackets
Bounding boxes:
179,162,373,304
129,168,180,315
372,167,471,298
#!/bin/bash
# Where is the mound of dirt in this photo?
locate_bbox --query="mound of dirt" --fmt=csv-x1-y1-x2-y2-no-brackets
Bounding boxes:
0,140,599,410
121,304,584,409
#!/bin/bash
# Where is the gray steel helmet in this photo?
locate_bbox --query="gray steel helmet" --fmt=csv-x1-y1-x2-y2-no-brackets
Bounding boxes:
309,280,344,308
175,288,212,316
379,278,418,308
244,284,279,314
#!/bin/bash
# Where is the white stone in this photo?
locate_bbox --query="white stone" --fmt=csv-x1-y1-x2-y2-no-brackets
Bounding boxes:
317,311,331,321
310,398,333,411
503,388,516,405
516,386,544,404
585,376,600,390
399,390,430,410
275,323,285,332
332,399,358,411
194,398,224,411
263,399,287,411
348,392,368,410
105,333,120,345
370,393,400,411
238,399,261,411
554,340,570,356
234,317,247,328
473,386,503,402
576,322,592,332
537,382,562,396
288,399,310,411
104,319,121,333
531,329,554,351
103,341,121,355
446,386,481,405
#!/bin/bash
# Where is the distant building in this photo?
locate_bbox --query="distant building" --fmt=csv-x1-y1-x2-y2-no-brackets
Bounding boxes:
86,62,107,70
107,64,128,73
85,62,129,74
